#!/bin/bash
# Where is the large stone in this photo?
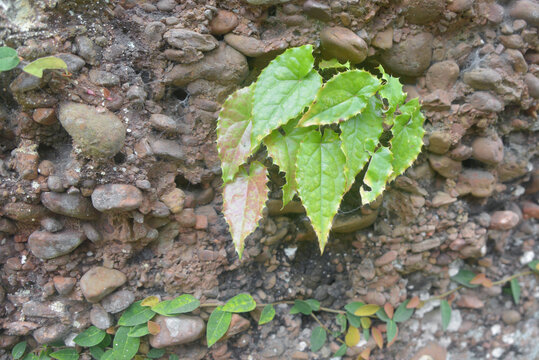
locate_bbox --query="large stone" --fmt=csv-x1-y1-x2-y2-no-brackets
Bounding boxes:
91,184,143,212
525,73,539,99
471,136,504,166
149,138,184,160
467,92,504,112
380,32,433,77
456,170,496,198
428,154,462,179
489,211,519,230
80,266,127,303
405,0,445,24
33,324,70,345
41,192,98,220
163,29,218,52
320,26,368,64
28,230,86,259
427,131,452,154
58,102,126,158
101,290,135,314
2,202,48,222
463,69,502,90
149,315,205,348
509,0,539,26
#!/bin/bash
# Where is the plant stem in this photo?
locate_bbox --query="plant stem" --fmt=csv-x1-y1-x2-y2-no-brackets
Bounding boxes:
492,270,532,286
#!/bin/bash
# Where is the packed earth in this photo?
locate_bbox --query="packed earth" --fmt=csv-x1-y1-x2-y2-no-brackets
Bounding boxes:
0,0,538,359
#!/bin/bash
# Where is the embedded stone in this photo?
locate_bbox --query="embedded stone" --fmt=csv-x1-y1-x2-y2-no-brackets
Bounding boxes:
41,192,99,220
210,10,239,35
405,0,445,24
80,266,127,303
456,170,496,198
91,184,143,212
320,26,368,64
489,211,519,230
149,315,205,348
163,29,218,52
428,154,462,179
381,32,433,77
471,136,504,166
28,230,86,259
463,69,502,90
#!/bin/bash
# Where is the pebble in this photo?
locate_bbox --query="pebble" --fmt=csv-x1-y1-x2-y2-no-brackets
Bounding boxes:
88,69,120,87
358,258,375,280
156,0,176,11
510,0,539,26
499,34,524,49
23,301,66,318
374,250,398,266
0,217,17,234
2,202,48,222
82,222,102,243
411,238,442,252
41,192,99,220
425,61,460,92
148,138,185,160
331,210,379,233
33,324,69,344
56,53,86,73
9,72,43,93
90,305,113,329
80,266,127,303
58,102,126,158
371,27,393,50
467,91,504,112
471,136,504,165
224,314,250,339
381,32,433,77
164,29,218,52
525,73,539,99
405,0,444,24
28,230,86,259
521,201,539,219
427,131,452,154
303,0,331,22
53,276,77,295
210,10,239,35
456,169,496,197
411,342,447,360
91,184,143,212
32,108,57,125
428,154,462,179
144,21,166,44
489,211,519,230
456,294,484,309
224,34,285,58
75,36,98,65
320,26,368,64
502,310,521,325
47,176,64,192
149,315,205,348
101,289,135,314
463,69,502,90
150,113,179,133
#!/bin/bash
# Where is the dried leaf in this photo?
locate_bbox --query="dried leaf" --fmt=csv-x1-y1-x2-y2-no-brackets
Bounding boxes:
384,303,394,320
371,326,383,349
147,321,161,335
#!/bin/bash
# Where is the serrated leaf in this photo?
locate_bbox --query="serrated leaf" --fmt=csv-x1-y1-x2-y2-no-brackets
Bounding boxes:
89,346,104,360
252,45,322,146
141,296,160,307
259,304,275,325
528,260,539,273
290,300,314,315
206,306,232,347
296,129,347,252
49,349,78,360
354,304,380,317
264,123,314,207
371,327,383,349
127,323,150,338
310,326,327,352
223,162,268,258
223,293,257,313
23,56,68,78
336,313,347,334
113,327,140,360
450,269,479,288
378,65,406,118
440,300,451,331
393,300,414,323
0,46,20,72
216,86,255,183
118,301,156,326
345,326,360,347
360,146,393,205
146,348,166,359
151,294,200,316
340,97,384,189
12,341,27,359
334,344,348,357
318,58,350,70
73,326,107,347
389,98,425,181
386,320,397,344
510,278,521,305
300,70,381,127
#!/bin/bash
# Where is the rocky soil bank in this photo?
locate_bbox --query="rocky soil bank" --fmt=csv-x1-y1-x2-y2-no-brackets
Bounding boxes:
0,0,538,359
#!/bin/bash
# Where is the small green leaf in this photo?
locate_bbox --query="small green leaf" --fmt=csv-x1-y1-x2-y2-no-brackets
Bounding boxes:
127,323,150,338
305,299,320,312
169,355,179,360
22,353,38,360
98,334,111,348
12,341,27,359
344,301,365,314
151,294,200,316
118,301,156,326
23,56,68,78
290,300,314,315
363,328,370,342
336,313,347,334
0,46,20,72
206,306,232,347
346,311,362,328
393,300,414,323
49,348,79,360
334,344,348,357
318,58,350,70
528,260,539,273
360,317,371,329
310,326,327,352
440,300,451,331
100,350,115,360
386,320,397,343
259,304,276,325
146,348,166,359
73,326,107,347
376,308,390,322
510,278,521,305
222,293,257,313
378,65,406,117
89,346,105,360
112,327,140,360
300,70,381,126
450,269,480,288
360,146,393,205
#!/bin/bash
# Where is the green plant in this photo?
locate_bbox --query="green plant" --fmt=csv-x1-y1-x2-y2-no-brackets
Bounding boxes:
216,45,425,257
0,46,68,78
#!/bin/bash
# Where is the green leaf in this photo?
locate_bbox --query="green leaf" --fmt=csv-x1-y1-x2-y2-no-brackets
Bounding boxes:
146,349,166,359
49,349,79,360
336,313,347,334
340,97,384,189
264,123,314,207
216,85,255,183
450,269,479,288
363,328,370,342
23,56,68,78
389,98,425,181
206,306,232,347
300,70,381,127
112,327,140,360
98,334,111,348
510,278,521,305
393,300,414,323
296,129,347,252
0,46,20,71
318,58,350,70
346,311,362,328
100,350,115,360
222,161,268,258
127,323,150,338
290,300,314,315
528,260,539,273
118,301,156,326
376,308,390,322
305,299,320,312
386,320,397,343
12,341,27,359
74,326,107,347
440,300,451,331
378,65,406,118
169,356,179,360
151,294,200,316
89,346,105,360
222,293,257,313
310,326,327,352
22,354,38,360
344,301,365,314
360,146,393,205
252,45,322,147
334,344,348,357
259,304,276,325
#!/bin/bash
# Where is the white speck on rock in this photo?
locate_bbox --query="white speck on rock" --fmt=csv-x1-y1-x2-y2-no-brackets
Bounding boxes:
502,333,515,345
284,247,297,259
520,251,534,265
492,347,504,358
491,324,501,335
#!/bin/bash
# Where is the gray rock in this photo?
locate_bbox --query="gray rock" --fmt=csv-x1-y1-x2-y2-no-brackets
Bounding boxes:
40,218,63,233
58,102,126,158
2,202,49,222
156,0,176,11
10,72,43,93
101,290,135,314
28,230,86,259
150,114,179,132
405,0,445,24
246,0,290,4
463,69,502,90
303,0,331,22
149,315,205,348
33,324,70,344
525,73,539,99
164,29,218,52
380,32,433,77
56,53,85,73
472,136,504,165
80,266,127,303
411,238,442,252
0,217,17,234
224,34,287,58
320,26,368,64
23,300,67,318
358,258,375,280
89,70,120,87
502,309,522,325
149,138,184,160
91,184,143,212
144,21,167,43
47,175,64,192
82,222,102,243
510,0,539,26
41,192,99,220
75,36,99,65
90,305,113,330
467,92,504,112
